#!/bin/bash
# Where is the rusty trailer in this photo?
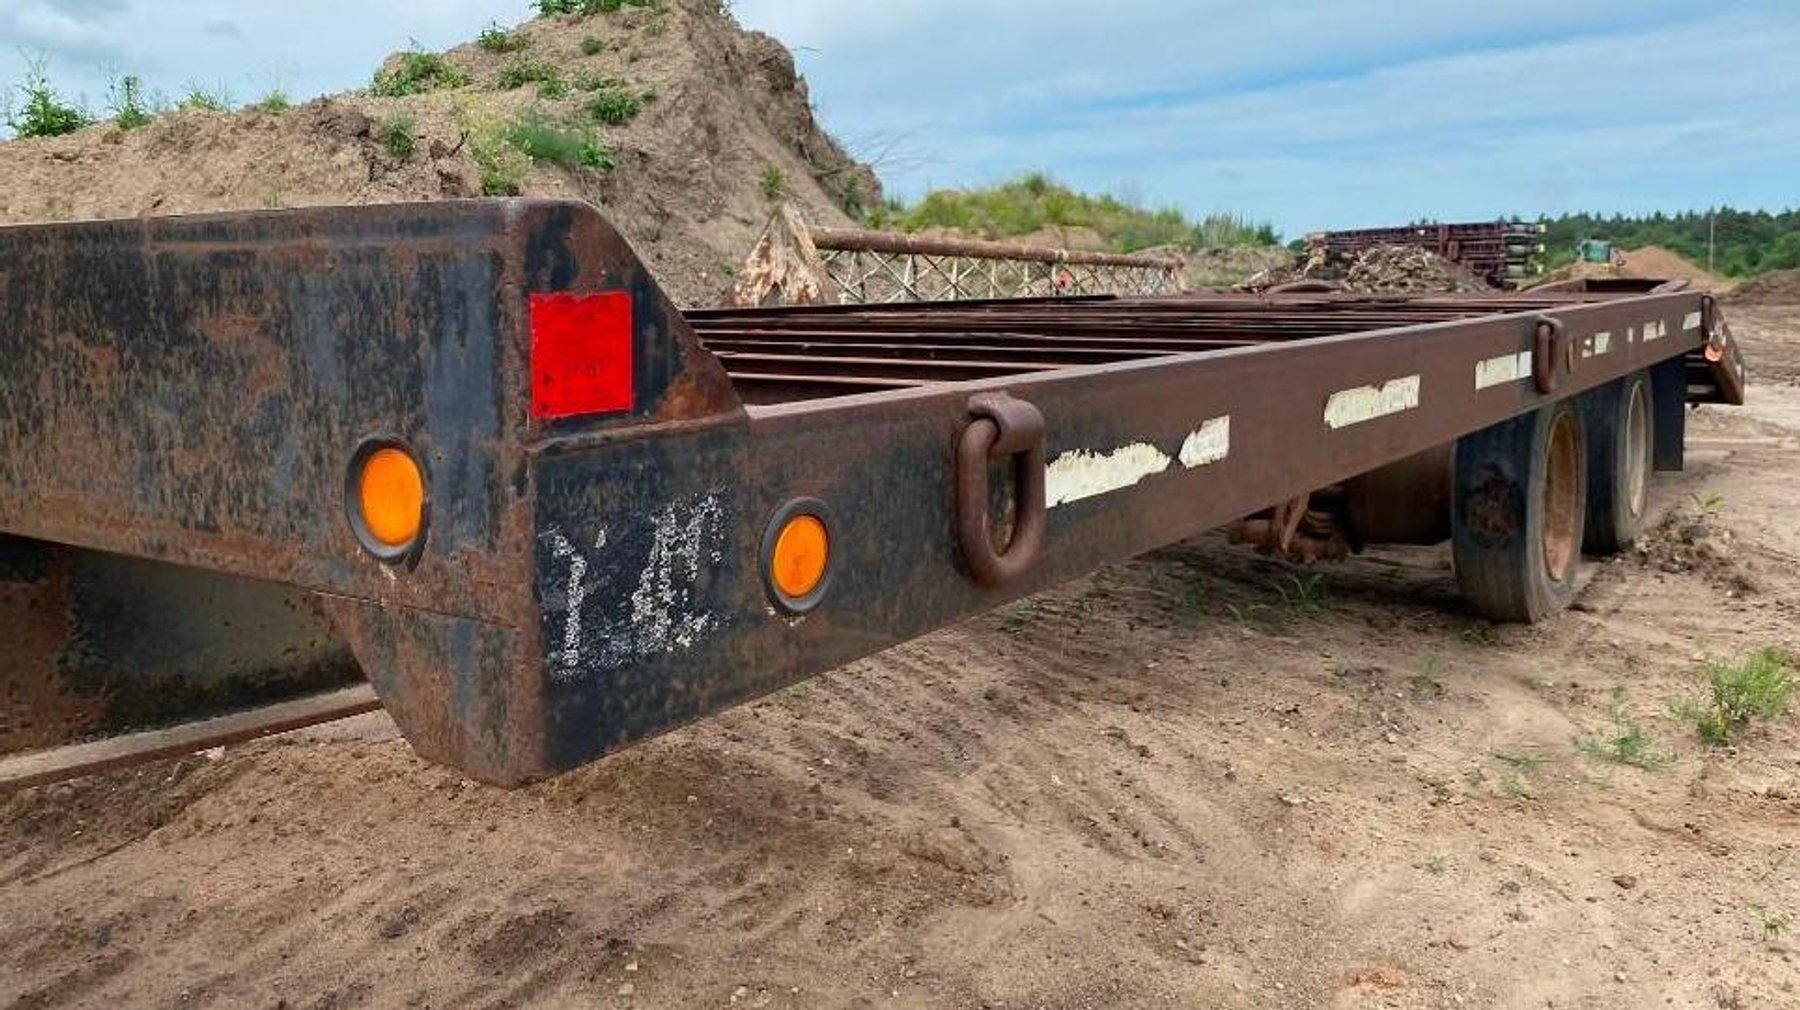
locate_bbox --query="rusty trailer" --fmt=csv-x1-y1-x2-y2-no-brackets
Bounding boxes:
0,201,1746,788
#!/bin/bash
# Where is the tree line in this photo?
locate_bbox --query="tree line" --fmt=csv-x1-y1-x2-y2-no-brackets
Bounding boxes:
1539,208,1800,277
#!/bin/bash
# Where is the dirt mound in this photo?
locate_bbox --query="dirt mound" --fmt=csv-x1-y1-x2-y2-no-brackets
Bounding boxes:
1243,243,1489,294
0,1,879,307
1131,244,1292,291
1618,245,1720,286
1731,268,1800,305
1536,246,1726,291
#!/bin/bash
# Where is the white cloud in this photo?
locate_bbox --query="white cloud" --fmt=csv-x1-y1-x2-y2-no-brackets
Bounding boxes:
732,1,1799,233
1,0,521,114
2,1,1792,236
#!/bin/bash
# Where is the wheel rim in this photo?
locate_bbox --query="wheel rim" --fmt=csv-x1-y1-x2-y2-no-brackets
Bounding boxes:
1623,381,1651,518
1541,410,1581,582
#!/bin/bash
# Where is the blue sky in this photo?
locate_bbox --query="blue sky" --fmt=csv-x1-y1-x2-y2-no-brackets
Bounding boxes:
3,0,1794,236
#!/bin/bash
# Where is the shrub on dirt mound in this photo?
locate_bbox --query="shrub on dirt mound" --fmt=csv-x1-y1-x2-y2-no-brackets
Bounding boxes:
1728,268,1800,306
0,0,879,306
1242,243,1488,295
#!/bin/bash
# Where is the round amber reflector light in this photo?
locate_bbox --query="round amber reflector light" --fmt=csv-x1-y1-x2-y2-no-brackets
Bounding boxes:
772,513,829,600
357,447,426,549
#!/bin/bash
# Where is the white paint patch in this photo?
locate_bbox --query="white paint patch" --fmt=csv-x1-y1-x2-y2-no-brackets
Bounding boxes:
1046,442,1171,507
538,493,730,679
1044,416,1234,509
1583,331,1613,358
1682,311,1702,333
1324,375,1421,429
1475,351,1533,390
539,527,594,680
626,493,727,655
1646,320,1670,343
1178,416,1231,469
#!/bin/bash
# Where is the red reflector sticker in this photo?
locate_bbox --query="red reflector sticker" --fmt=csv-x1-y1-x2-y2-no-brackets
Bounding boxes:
530,291,634,420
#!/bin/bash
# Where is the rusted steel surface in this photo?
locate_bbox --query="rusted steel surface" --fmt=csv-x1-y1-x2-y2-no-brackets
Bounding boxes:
726,208,1183,306
0,685,380,793
0,535,361,760
1312,219,1544,287
527,284,1741,778
0,201,740,784
0,200,1748,787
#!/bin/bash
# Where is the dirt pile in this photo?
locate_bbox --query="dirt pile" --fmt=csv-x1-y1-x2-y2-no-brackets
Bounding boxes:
1242,242,1489,294
1730,268,1800,305
1619,245,1721,286
0,1,879,306
1537,246,1726,291
1132,244,1293,290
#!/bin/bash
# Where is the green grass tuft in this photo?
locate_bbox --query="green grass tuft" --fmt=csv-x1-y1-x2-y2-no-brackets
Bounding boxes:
379,113,417,159
108,75,156,130
371,50,470,98
178,84,233,114
1576,687,1672,769
505,107,614,171
459,107,529,196
580,36,606,56
497,58,566,98
1675,648,1795,746
759,166,789,202
584,81,645,125
477,23,530,53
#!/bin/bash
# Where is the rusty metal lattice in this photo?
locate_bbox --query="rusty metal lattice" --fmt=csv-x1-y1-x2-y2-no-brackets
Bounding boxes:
727,207,1184,307
817,248,1179,303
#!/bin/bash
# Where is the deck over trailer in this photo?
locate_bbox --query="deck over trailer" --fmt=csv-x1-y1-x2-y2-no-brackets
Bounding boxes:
0,201,1746,788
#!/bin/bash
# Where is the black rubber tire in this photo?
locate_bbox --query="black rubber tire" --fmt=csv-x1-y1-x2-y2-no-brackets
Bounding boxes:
1452,401,1588,622
1581,371,1655,554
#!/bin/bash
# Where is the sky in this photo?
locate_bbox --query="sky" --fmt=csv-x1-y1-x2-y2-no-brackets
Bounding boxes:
2,0,1795,236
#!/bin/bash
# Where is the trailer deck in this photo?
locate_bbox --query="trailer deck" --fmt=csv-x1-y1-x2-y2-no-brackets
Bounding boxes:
689,292,1741,404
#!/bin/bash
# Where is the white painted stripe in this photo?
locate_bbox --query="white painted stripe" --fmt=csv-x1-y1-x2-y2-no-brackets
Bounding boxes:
1682,311,1702,332
1178,416,1231,469
1324,375,1421,429
1475,351,1532,390
1045,442,1170,507
1045,416,1235,508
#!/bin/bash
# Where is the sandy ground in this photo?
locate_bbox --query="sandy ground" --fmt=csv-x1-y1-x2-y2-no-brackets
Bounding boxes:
3,304,1799,1009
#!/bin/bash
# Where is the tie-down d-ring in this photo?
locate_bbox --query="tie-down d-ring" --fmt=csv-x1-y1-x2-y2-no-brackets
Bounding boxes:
955,392,1047,588
1533,315,1567,395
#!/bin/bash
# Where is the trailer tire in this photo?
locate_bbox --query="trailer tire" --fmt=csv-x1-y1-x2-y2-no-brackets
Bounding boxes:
1452,401,1587,622
1581,371,1654,554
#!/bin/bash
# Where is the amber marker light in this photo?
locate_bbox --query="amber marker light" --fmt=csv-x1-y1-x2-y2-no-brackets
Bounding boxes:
762,500,835,613
347,440,428,561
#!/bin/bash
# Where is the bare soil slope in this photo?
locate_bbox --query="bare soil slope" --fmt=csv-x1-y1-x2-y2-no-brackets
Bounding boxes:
0,1,878,306
4,310,1797,1008
1733,268,1800,306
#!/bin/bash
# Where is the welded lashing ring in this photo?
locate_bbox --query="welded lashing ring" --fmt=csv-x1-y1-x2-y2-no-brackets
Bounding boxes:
1532,315,1567,394
955,393,1047,587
